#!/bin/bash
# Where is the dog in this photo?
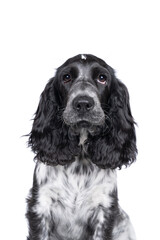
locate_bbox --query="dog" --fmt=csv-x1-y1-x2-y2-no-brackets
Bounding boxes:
26,54,137,240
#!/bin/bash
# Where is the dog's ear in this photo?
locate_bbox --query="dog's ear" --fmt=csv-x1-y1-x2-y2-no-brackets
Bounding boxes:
88,76,137,169
28,77,80,165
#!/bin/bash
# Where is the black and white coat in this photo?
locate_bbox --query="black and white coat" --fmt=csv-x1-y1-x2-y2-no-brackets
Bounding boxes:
26,54,137,240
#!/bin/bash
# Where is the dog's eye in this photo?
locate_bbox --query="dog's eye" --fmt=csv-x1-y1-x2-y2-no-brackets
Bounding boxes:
97,74,107,84
63,74,72,83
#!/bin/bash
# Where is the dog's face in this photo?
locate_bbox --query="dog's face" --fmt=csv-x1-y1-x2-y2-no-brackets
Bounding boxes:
55,54,113,133
29,54,137,168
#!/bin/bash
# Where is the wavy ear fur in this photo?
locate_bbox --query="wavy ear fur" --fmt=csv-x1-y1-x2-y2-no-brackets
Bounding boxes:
28,77,80,165
87,76,137,169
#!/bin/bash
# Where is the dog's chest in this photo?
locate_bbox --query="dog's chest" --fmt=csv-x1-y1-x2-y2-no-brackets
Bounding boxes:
35,161,116,238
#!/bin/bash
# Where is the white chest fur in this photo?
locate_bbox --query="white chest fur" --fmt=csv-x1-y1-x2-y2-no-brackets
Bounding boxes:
34,160,117,238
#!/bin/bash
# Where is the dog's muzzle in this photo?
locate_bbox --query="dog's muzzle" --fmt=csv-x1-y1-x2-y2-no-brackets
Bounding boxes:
63,90,105,129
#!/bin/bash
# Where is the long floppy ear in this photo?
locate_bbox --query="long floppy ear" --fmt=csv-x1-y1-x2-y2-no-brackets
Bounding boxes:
88,77,137,169
28,77,80,165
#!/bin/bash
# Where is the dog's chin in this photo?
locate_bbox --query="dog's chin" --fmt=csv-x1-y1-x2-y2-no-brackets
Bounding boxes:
76,120,90,128
68,120,103,136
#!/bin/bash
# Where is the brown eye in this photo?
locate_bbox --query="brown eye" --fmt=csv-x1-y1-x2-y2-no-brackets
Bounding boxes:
97,74,107,84
63,74,72,83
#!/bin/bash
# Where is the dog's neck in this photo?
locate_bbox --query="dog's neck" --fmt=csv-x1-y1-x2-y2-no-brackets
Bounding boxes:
78,128,90,161
79,128,88,146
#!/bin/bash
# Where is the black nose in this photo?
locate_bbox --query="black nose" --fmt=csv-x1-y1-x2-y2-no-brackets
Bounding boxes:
73,96,94,113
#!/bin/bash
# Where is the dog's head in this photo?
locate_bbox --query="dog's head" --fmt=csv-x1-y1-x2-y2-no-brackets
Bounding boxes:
29,54,137,169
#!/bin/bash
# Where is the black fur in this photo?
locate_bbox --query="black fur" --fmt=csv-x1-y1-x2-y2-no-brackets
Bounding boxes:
28,77,80,165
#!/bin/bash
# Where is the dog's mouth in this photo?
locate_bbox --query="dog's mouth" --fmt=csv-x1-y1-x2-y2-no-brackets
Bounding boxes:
76,120,90,128
67,119,105,137
63,114,105,127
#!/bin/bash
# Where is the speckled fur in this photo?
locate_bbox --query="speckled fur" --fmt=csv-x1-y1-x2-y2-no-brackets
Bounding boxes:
27,158,136,240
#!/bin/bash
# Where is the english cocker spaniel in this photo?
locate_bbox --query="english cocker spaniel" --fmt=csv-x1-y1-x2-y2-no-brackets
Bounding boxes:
26,54,137,240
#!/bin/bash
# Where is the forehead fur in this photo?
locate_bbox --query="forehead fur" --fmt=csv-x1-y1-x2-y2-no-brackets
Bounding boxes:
58,54,109,70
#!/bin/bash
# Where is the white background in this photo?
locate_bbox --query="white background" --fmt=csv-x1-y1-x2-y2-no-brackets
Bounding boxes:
0,0,160,239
